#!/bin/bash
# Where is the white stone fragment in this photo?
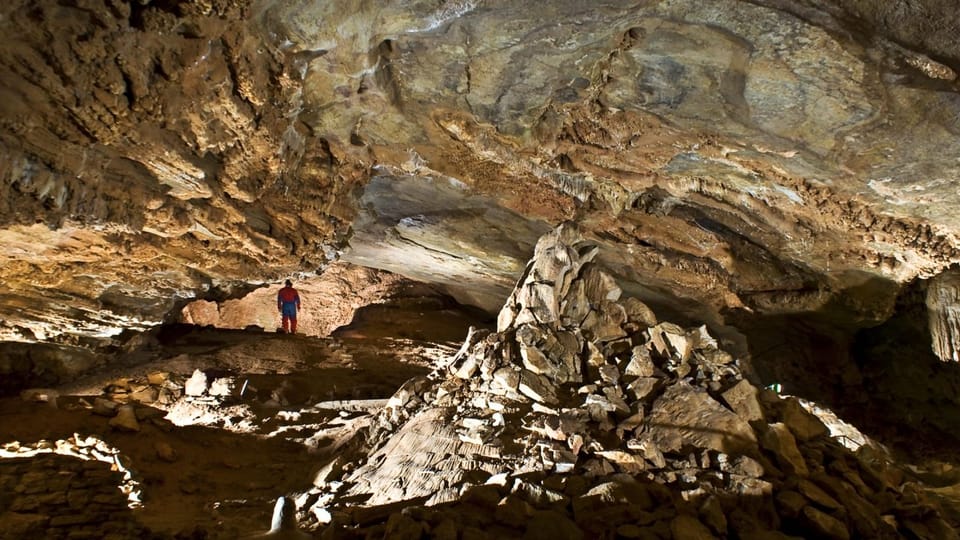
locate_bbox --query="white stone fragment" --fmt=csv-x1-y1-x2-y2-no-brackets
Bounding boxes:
184,369,208,397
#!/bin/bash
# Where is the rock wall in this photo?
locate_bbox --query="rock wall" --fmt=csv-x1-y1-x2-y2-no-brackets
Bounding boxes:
3,0,960,393
0,342,102,397
0,0,360,342
927,268,960,362
179,262,419,337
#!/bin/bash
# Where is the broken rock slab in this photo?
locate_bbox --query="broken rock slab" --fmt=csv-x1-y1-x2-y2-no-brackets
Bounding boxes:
721,379,764,423
761,423,808,477
184,369,208,397
519,370,559,405
643,381,758,455
108,405,141,432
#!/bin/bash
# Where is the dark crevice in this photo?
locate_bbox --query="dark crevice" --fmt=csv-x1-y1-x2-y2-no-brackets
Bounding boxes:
728,274,960,463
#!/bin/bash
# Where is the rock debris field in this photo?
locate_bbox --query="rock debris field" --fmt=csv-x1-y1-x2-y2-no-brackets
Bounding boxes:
298,225,958,539
2,225,959,539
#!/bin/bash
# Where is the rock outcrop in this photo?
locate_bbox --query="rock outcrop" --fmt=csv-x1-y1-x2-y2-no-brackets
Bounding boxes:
297,225,956,538
2,0,960,355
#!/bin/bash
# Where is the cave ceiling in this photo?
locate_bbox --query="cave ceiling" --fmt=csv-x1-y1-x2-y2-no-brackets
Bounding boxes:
1,0,960,345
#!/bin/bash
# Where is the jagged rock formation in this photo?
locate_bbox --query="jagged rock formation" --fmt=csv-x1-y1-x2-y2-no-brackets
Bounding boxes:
1,0,960,355
299,226,957,538
3,3,960,534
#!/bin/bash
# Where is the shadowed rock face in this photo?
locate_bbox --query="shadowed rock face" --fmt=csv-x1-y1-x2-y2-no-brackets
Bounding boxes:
2,0,960,353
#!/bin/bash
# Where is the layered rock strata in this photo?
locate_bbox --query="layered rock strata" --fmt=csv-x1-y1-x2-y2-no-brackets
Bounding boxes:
299,225,957,539
3,0,960,353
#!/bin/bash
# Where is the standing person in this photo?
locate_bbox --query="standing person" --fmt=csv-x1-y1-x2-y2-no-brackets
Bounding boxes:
277,279,301,334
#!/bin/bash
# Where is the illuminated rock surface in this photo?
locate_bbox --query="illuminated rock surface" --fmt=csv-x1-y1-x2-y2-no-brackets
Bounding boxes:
3,1,960,537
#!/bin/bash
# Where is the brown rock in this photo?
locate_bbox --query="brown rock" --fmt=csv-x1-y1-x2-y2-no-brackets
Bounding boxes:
91,397,118,417
780,398,829,441
761,423,808,476
801,506,849,540
154,441,177,462
146,372,169,385
622,297,657,328
108,405,140,432
495,494,534,527
518,370,558,405
129,385,160,403
797,478,841,511
624,345,656,377
813,474,899,539
775,490,807,519
699,495,727,535
524,510,584,540
721,379,764,423
670,514,716,540
626,377,660,402
384,512,425,540
644,381,757,455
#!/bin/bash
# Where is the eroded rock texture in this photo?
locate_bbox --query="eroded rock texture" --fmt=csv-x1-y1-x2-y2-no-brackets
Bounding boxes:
2,0,960,360
299,225,955,539
927,268,960,362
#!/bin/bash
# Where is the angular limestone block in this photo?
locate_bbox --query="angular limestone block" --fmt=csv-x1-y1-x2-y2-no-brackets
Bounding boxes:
721,379,764,423
761,423,808,476
644,381,757,455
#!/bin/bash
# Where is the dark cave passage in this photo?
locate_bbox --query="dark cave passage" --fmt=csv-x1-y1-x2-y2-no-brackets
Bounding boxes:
732,276,960,463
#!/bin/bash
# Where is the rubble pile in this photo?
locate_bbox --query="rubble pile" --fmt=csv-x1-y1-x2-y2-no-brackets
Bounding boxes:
300,225,958,539
0,436,146,539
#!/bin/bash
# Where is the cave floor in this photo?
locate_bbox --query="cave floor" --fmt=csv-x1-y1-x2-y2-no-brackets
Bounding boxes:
0,326,461,537
3,318,960,537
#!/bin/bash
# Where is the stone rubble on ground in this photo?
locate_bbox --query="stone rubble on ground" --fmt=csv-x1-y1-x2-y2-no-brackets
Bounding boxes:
293,224,958,539
0,434,142,520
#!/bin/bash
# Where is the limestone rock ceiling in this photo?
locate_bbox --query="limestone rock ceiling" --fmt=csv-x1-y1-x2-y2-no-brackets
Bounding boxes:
1,0,960,344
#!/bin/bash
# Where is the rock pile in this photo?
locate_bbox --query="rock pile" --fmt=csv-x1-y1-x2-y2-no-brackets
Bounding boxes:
0,438,145,540
300,225,958,539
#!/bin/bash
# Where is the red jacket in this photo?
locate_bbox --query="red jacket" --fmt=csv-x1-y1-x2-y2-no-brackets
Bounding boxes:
277,287,300,309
